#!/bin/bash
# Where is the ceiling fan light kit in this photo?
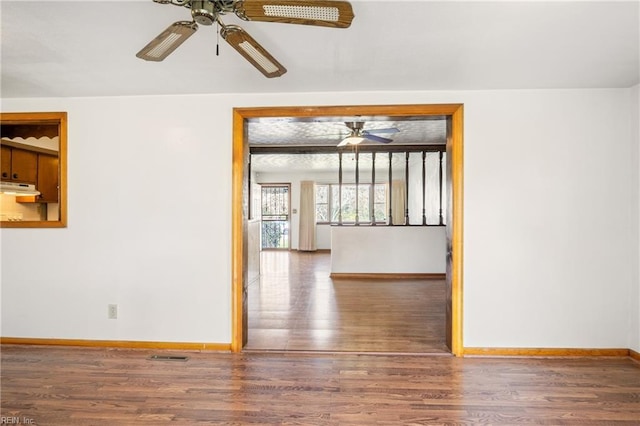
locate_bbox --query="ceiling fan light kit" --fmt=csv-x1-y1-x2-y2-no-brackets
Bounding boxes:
337,135,365,147
137,0,354,77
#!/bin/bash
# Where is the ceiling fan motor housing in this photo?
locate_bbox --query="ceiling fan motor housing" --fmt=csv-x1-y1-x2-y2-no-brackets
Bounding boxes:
346,121,364,134
191,0,218,25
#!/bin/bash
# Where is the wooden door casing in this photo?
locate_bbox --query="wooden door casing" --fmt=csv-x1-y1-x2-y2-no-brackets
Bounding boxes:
232,104,464,355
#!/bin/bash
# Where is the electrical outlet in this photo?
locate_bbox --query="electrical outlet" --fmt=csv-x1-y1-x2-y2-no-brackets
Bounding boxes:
108,304,118,320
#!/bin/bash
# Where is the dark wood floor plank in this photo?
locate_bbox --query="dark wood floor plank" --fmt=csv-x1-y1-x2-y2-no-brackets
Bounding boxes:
246,251,448,353
2,345,640,425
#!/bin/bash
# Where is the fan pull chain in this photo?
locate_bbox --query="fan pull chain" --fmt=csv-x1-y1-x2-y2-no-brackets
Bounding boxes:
216,21,220,56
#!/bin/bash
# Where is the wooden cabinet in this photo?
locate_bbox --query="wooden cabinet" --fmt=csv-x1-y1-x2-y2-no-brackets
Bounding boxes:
1,146,10,179
36,154,59,203
2,142,59,203
1,145,38,184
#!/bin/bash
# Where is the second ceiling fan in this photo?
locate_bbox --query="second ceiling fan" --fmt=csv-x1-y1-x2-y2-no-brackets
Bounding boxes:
337,122,400,147
137,0,355,78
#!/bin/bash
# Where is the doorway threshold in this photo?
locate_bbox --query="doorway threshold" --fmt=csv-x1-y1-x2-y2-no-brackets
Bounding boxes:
242,348,454,357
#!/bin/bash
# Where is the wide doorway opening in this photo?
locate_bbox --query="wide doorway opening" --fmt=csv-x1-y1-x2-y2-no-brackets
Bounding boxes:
232,104,463,355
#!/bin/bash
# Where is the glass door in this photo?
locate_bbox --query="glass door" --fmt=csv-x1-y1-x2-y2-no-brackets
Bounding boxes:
260,184,290,249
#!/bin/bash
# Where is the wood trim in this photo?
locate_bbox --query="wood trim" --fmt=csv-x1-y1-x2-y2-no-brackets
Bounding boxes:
450,105,464,356
58,111,68,227
234,104,462,118
0,337,231,351
463,347,630,358
232,104,464,355
231,108,245,353
2,338,635,360
329,273,445,280
0,111,66,126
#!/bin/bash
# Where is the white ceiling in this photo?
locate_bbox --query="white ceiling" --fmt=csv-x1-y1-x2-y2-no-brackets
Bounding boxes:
1,0,638,99
2,1,638,173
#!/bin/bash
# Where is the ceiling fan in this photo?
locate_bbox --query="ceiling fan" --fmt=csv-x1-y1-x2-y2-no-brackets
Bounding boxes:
136,0,354,78
337,122,400,147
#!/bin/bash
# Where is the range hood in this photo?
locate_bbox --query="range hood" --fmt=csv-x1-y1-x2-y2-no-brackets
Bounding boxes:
0,182,41,196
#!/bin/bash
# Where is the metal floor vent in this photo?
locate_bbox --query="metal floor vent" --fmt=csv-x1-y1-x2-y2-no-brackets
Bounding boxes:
148,355,190,362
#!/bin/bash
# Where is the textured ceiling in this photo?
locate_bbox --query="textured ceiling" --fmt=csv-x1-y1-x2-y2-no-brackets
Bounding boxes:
249,116,447,172
248,117,447,147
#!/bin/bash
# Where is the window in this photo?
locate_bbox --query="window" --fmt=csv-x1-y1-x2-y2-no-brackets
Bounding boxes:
373,183,387,221
313,149,446,226
316,183,387,225
315,184,329,222
0,112,67,228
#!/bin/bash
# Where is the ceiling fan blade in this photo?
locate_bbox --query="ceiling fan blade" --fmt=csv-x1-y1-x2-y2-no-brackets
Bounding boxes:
363,134,393,144
364,127,400,134
220,25,287,78
236,0,354,28
136,21,198,61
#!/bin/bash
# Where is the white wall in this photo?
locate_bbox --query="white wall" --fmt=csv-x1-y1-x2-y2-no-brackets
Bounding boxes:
1,88,638,350
331,226,445,274
247,219,260,284
631,84,640,353
463,89,637,349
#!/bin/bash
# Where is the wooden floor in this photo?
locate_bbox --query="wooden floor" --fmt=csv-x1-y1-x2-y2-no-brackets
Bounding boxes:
245,251,448,353
2,344,639,425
